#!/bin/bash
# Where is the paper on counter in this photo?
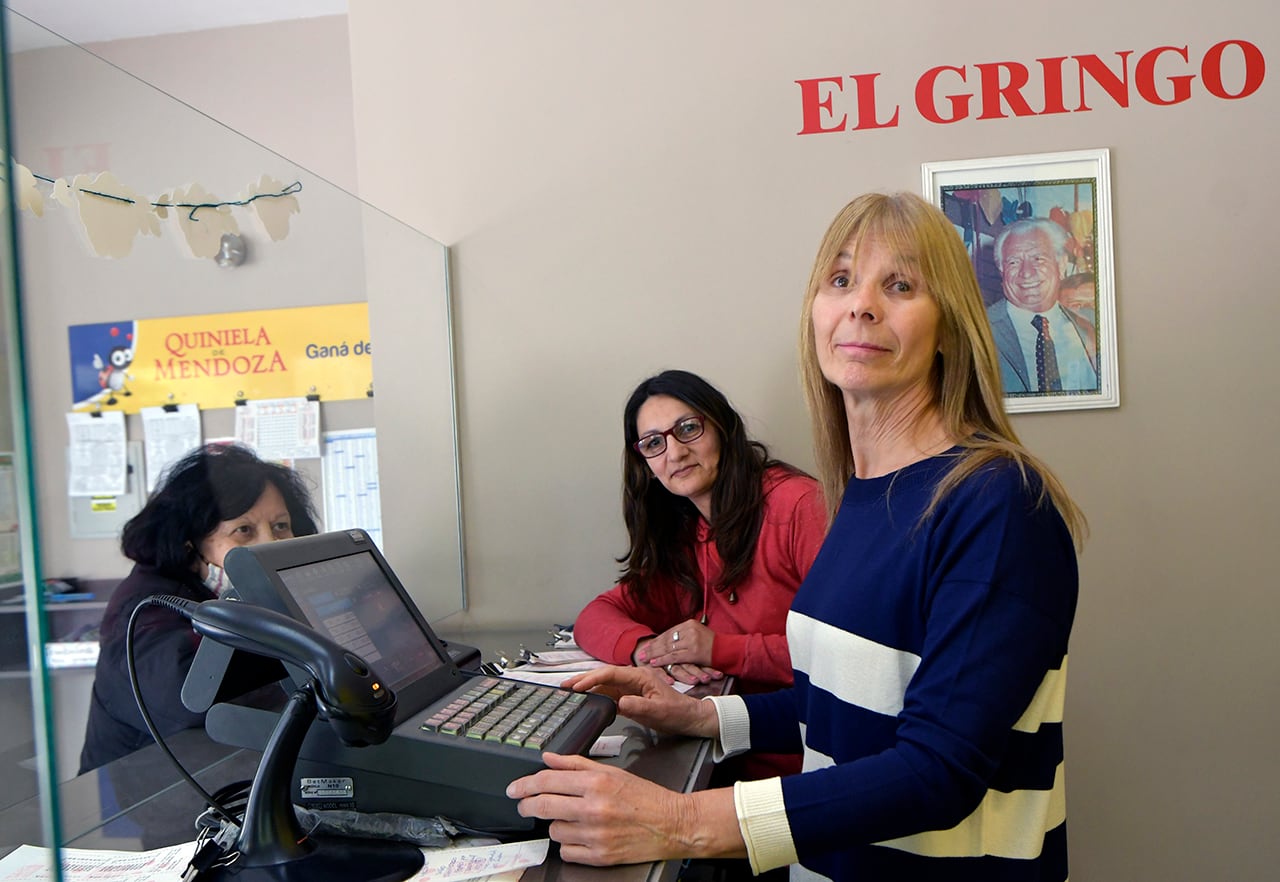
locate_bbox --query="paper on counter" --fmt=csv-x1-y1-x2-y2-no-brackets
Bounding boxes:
500,667,591,688
497,646,606,684
526,649,596,666
411,837,548,882
515,658,608,674
0,838,549,882
500,666,694,693
0,842,194,881
589,734,628,757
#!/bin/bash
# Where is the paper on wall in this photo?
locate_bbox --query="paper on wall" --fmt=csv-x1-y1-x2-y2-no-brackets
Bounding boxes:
139,404,202,492
66,410,127,496
234,396,320,461
322,428,383,549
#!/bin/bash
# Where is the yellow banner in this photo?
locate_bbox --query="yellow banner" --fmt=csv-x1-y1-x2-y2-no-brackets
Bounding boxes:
68,303,373,413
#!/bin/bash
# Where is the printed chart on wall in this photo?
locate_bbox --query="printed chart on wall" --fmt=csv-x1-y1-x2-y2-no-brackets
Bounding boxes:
140,404,202,492
65,411,128,496
322,429,383,551
234,397,321,461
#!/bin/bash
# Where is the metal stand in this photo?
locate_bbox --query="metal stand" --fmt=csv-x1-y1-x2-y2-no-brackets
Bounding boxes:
204,684,423,882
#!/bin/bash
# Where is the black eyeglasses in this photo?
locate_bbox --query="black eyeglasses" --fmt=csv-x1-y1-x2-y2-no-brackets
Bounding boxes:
633,416,706,458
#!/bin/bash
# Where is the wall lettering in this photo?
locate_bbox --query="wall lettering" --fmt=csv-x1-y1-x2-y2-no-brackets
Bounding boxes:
796,39,1265,134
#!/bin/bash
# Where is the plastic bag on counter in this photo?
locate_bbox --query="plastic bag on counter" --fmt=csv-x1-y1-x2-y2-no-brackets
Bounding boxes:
294,806,459,847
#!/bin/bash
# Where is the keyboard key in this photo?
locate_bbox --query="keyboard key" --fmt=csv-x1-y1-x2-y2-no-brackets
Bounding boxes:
423,681,579,750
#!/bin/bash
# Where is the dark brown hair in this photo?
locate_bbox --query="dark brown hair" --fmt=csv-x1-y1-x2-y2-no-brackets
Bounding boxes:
617,370,804,608
121,443,319,577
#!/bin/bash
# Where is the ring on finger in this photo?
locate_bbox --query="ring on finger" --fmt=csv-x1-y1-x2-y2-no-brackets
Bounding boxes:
672,630,681,643
665,664,674,675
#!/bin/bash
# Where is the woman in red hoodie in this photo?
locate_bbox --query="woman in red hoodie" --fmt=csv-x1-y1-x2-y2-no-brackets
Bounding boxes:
574,369,826,779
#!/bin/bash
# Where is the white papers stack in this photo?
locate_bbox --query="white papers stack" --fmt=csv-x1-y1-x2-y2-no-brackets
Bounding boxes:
499,647,606,687
499,639,695,694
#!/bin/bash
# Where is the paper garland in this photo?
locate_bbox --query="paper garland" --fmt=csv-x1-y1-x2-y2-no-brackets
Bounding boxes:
8,159,300,259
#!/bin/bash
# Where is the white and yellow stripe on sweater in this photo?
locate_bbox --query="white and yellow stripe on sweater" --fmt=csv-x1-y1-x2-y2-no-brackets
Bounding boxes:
790,610,1068,860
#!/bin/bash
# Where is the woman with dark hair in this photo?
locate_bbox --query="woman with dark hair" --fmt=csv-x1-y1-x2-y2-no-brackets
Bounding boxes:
574,370,826,778
79,443,319,772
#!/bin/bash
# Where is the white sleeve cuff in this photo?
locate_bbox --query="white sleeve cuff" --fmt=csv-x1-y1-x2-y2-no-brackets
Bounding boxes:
734,777,798,874
704,694,751,761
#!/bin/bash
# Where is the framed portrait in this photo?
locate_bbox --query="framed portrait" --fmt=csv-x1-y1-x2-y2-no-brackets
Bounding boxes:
922,149,1118,413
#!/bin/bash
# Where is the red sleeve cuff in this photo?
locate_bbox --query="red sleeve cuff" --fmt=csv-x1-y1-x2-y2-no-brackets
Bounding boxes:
710,632,748,673
612,624,658,664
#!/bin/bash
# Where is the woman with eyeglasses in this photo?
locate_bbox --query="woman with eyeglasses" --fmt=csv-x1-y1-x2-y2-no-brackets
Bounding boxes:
573,369,826,780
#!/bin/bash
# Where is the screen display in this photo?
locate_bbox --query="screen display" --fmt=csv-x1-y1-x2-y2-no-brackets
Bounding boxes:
277,550,443,691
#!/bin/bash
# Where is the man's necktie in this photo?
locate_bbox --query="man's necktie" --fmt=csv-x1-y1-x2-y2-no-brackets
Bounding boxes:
1032,314,1062,392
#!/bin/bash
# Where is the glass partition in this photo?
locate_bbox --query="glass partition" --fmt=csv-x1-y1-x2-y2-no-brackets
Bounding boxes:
1,7,465,861
1,2,63,858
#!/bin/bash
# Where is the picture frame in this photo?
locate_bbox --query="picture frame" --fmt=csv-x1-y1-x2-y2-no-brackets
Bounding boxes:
922,148,1118,413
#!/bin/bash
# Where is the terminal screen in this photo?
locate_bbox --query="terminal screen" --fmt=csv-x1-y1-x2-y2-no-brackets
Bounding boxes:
277,550,443,691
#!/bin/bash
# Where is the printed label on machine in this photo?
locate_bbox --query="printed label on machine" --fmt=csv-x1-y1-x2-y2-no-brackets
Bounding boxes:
298,776,355,800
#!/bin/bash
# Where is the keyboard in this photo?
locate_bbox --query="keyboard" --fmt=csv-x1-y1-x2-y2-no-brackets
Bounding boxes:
421,677,589,751
209,672,616,831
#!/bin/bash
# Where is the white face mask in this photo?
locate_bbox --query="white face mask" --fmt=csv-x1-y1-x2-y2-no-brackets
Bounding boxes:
202,561,234,598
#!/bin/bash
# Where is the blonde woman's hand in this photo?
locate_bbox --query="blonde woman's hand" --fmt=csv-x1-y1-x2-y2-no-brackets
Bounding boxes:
561,665,719,737
507,754,745,866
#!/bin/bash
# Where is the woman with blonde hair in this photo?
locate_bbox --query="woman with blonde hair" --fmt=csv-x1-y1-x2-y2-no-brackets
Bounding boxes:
799,192,1087,536
509,192,1084,882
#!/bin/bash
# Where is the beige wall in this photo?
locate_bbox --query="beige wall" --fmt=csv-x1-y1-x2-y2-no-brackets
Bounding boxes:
83,16,358,195
348,1,1279,879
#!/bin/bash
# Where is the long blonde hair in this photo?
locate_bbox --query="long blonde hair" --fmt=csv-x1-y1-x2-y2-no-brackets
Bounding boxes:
798,192,1087,549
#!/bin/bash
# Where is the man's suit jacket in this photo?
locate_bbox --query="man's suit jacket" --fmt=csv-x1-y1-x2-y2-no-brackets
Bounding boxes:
986,299,1098,393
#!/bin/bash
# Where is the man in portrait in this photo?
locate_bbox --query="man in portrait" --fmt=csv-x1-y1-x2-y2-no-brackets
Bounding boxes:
986,218,1099,394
